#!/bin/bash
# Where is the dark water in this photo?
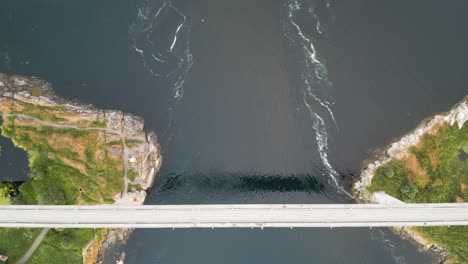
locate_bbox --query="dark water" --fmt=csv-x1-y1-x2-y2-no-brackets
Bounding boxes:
1,0,468,263
0,134,29,182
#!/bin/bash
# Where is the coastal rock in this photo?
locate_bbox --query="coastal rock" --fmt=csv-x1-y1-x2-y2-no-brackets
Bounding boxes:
123,114,144,133
105,111,124,130
11,76,28,86
353,97,467,259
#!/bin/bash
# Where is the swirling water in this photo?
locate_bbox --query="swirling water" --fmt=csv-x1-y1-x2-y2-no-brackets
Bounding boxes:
1,0,468,263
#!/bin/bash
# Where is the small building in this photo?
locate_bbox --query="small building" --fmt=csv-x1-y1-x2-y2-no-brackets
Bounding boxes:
0,255,8,263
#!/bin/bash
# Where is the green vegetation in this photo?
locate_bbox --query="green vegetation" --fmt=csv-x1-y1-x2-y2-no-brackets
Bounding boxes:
103,140,122,147
126,139,144,144
129,183,142,192
11,101,66,123
16,153,77,205
19,101,65,112
369,123,468,202
0,228,41,263
104,139,144,148
28,229,97,264
90,120,106,128
128,169,137,181
369,122,468,262
0,182,19,205
77,120,107,128
0,100,127,263
0,194,9,205
0,122,124,204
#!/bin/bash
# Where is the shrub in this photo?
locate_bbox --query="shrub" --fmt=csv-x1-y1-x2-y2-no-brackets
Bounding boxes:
413,175,430,188
383,167,394,178
36,185,67,205
401,183,419,202
1,125,14,138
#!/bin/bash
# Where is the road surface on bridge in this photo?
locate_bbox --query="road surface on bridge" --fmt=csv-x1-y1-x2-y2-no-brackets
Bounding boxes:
1,204,467,228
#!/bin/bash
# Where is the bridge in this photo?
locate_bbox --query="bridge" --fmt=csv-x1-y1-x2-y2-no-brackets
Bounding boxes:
1,203,467,228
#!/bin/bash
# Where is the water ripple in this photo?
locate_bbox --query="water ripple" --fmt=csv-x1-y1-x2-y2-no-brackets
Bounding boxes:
129,0,193,103
283,0,351,197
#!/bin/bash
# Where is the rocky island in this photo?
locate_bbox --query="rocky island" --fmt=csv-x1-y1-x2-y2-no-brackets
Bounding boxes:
0,73,162,263
354,97,467,263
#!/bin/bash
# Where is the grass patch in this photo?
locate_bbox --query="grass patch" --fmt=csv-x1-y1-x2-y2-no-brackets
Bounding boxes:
127,169,137,181
126,139,143,144
0,228,42,263
11,101,66,123
81,192,99,204
1,122,124,204
36,126,89,137
28,229,97,264
0,196,9,205
12,111,65,123
104,140,123,147
90,120,106,128
104,139,142,147
129,183,143,192
20,101,65,112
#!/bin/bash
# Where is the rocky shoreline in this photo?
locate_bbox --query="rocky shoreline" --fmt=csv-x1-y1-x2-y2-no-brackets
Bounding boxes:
0,73,162,263
353,97,467,262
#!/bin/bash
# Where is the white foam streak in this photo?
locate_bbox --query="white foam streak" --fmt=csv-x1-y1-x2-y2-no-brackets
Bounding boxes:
173,50,193,101
137,8,147,19
130,0,193,102
316,21,323,35
304,79,337,127
286,0,350,195
303,95,335,181
153,1,168,20
303,94,350,197
151,53,165,63
369,229,408,264
168,3,187,52
132,45,162,77
132,45,144,55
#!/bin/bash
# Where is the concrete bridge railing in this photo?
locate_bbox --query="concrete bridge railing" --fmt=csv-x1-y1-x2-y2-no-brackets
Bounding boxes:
1,203,467,228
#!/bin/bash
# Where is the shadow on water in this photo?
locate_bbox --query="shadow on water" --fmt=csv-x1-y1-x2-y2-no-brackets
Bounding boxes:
237,174,326,195
154,170,328,199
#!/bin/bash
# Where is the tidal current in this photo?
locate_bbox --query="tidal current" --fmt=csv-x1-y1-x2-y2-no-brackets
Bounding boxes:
1,0,468,263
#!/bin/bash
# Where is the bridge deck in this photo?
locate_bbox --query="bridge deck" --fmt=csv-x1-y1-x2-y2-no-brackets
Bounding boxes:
1,204,467,228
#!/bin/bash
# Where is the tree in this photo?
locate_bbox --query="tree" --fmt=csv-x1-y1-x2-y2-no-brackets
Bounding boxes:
0,183,18,197
36,185,67,205
401,183,419,201
383,167,395,178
